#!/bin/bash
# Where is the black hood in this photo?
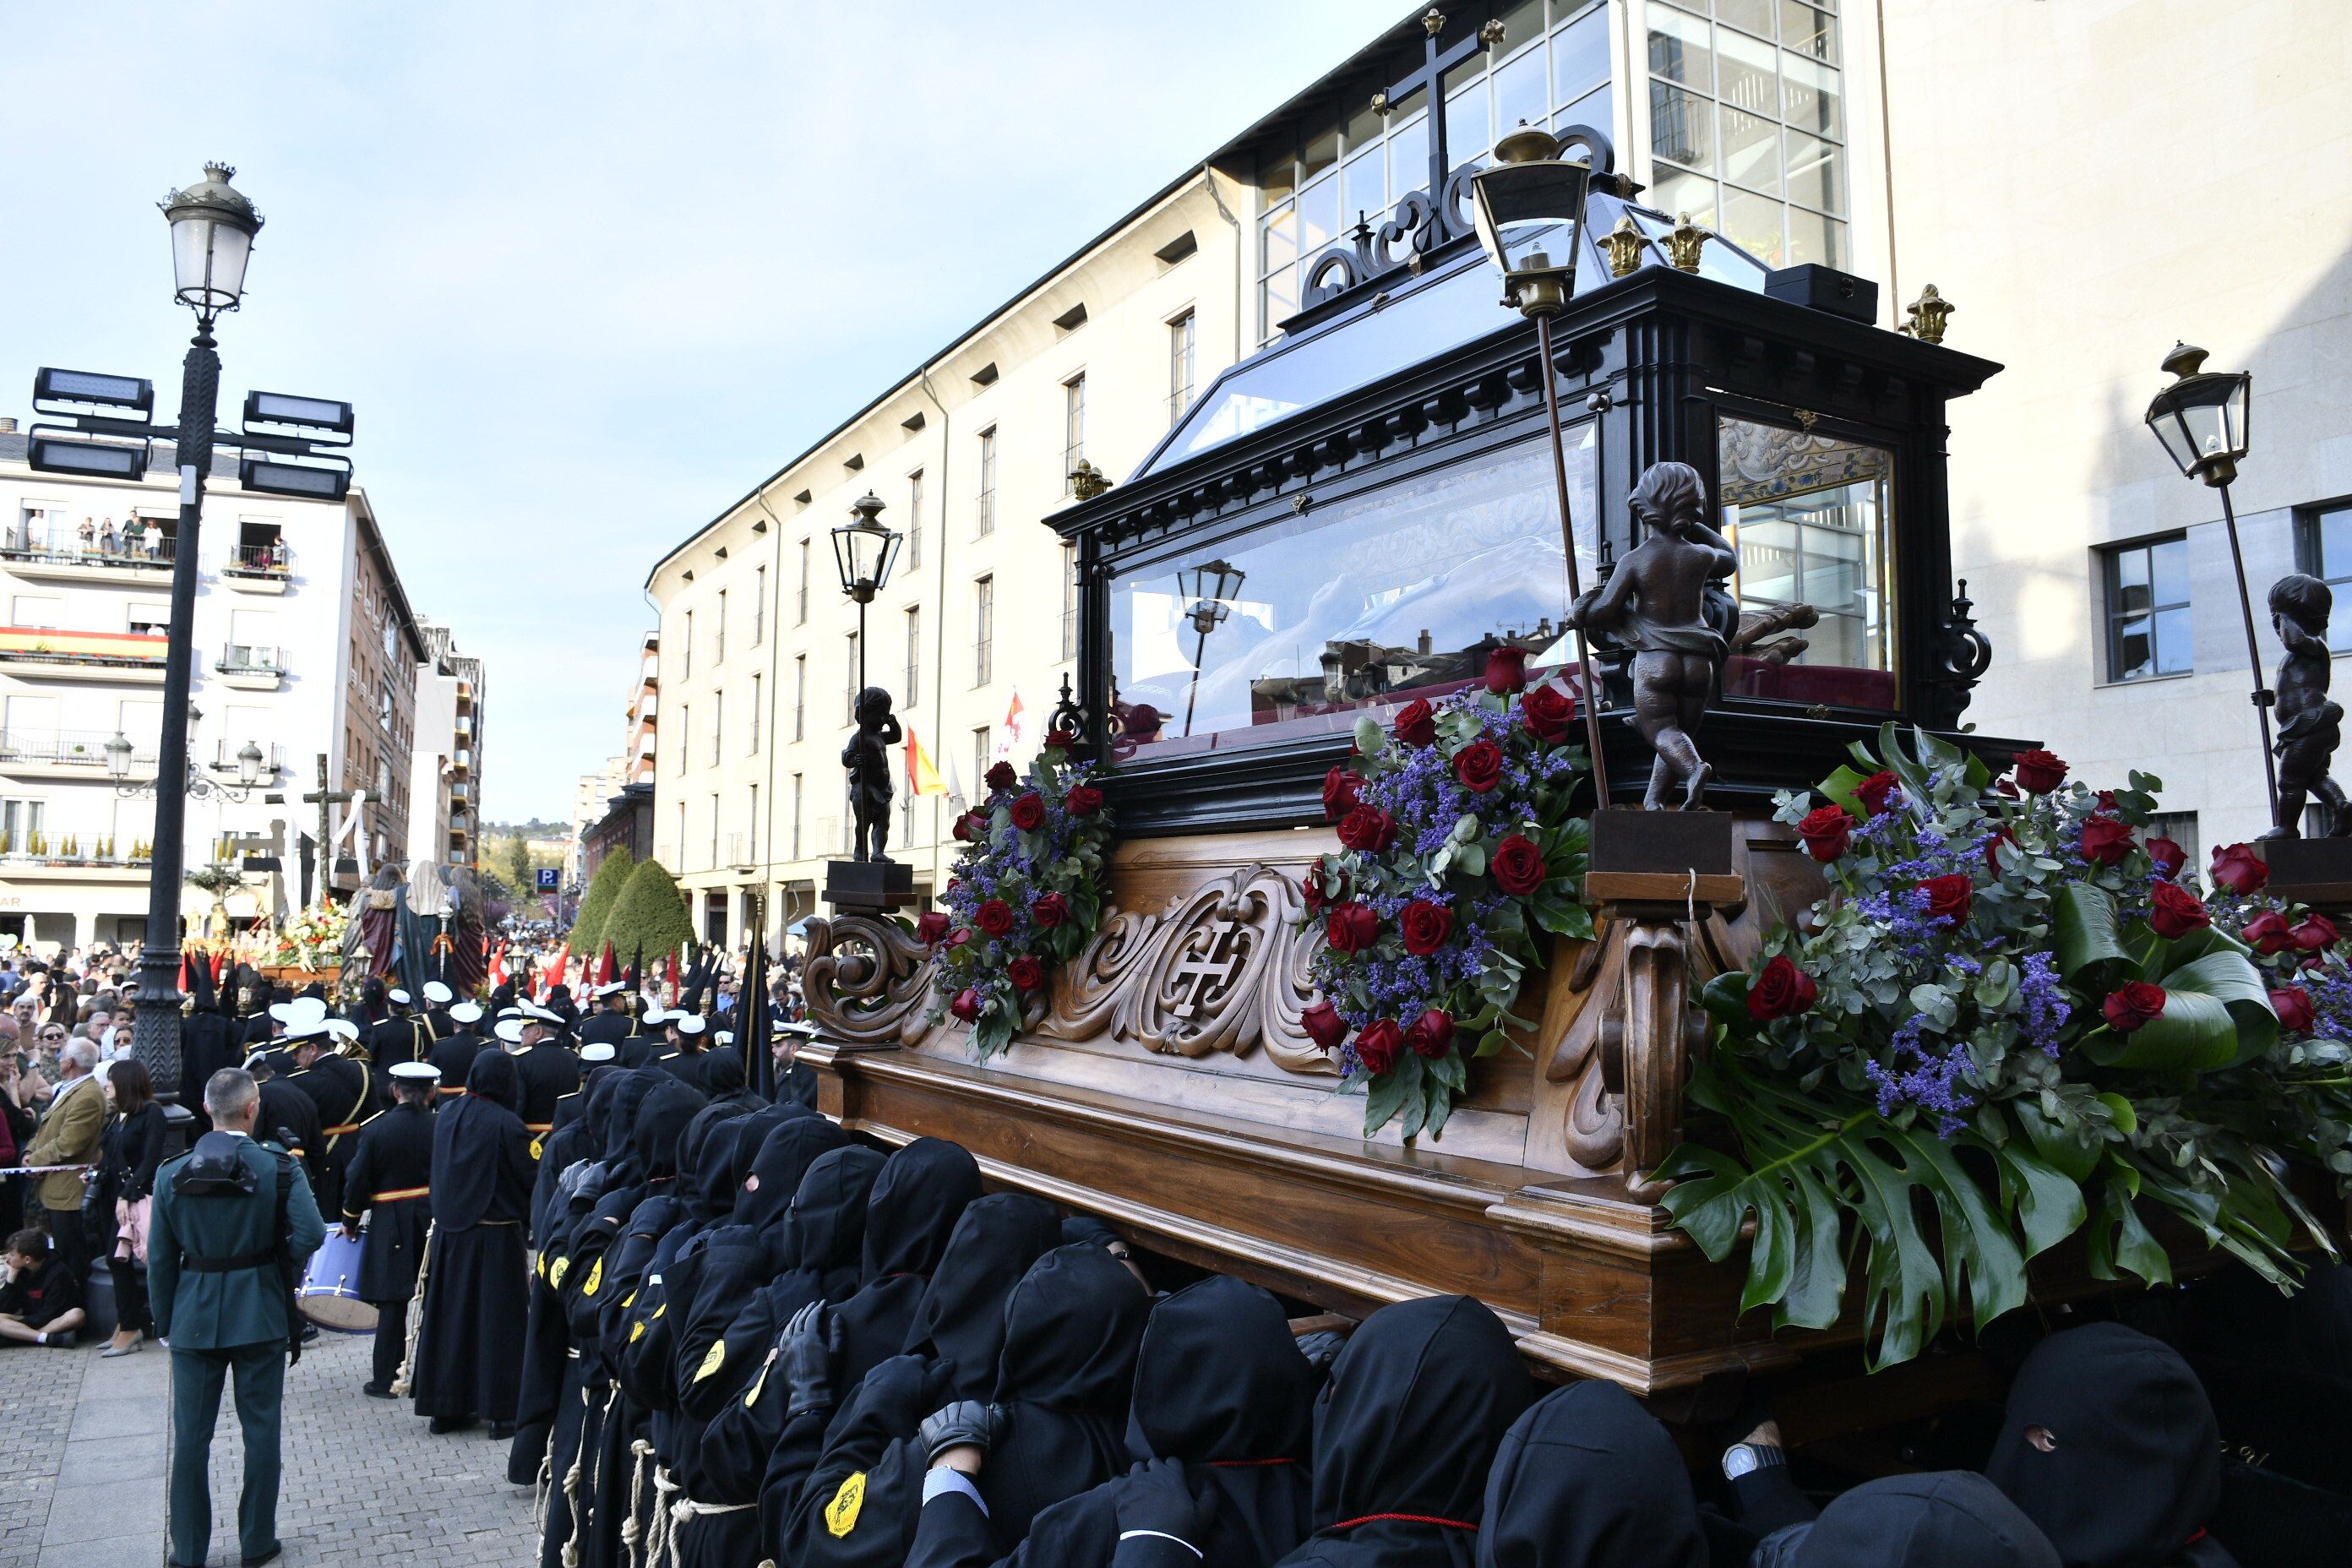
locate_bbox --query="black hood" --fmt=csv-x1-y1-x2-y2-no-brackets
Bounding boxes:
678,1101,751,1208
862,1137,982,1281
737,1116,851,1236
995,1241,1150,1412
1478,1380,1704,1568
631,1078,710,1179
1132,1275,1313,1465
789,1145,888,1279
1798,1473,2061,1568
582,1070,623,1150
688,1108,760,1222
1985,1323,2220,1568
905,1192,1064,1400
1311,1295,1533,1529
603,1069,664,1164
466,1047,520,1111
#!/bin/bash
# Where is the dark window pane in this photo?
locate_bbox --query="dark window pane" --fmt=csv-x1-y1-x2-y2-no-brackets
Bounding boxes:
2150,536,2190,602
2115,616,2153,680
1650,81,1715,169
2153,607,2193,674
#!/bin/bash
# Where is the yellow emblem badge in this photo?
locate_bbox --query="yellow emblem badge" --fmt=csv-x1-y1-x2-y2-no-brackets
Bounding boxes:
550,1256,570,1289
583,1257,604,1297
825,1472,867,1538
694,1339,727,1383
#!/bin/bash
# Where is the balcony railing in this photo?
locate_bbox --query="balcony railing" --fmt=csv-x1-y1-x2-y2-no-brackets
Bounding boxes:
215,644,286,674
455,715,473,737
226,541,291,575
0,629,170,667
726,832,758,868
0,842,153,867
0,728,155,769
2,536,176,570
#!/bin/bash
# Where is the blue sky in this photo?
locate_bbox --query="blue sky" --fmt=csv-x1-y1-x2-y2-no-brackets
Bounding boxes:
0,1,1401,822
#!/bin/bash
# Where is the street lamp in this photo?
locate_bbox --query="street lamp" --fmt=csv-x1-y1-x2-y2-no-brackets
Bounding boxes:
106,727,265,800
162,163,262,320
2144,343,2274,820
830,491,901,693
1469,124,1614,802
1178,559,1242,738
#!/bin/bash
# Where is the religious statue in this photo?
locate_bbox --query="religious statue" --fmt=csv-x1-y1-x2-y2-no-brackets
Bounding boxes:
2265,572,2350,839
842,685,901,863
1571,461,1738,809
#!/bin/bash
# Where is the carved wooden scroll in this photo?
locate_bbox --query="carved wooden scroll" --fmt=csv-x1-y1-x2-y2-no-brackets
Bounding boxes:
803,912,939,1048
1043,865,1337,1075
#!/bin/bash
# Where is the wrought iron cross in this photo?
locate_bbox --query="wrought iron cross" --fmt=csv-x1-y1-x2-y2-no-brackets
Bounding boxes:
300,753,358,908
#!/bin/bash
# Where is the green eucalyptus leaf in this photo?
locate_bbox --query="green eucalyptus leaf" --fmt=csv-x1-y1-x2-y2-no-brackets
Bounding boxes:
1353,716,1387,758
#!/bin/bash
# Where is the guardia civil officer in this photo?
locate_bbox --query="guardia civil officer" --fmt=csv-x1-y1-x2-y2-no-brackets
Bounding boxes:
342,1060,438,1397
150,1067,328,1568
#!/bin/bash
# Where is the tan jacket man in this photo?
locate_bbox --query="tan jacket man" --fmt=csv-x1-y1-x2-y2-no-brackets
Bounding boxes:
23,1045,105,1211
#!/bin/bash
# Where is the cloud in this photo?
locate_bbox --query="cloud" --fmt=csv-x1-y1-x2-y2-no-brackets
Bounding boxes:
0,0,1399,818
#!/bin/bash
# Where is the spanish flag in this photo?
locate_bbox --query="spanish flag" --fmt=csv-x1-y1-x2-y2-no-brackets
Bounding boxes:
905,730,947,797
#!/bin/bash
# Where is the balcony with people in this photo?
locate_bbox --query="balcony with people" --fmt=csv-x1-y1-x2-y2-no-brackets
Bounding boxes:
223,521,292,592
1,512,178,585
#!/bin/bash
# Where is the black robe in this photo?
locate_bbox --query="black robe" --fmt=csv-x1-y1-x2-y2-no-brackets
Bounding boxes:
341,1099,435,1304
411,1050,536,1424
1750,1472,2061,1568
254,1075,325,1185
1271,1296,1533,1568
1477,1381,1707,1568
429,1029,490,1097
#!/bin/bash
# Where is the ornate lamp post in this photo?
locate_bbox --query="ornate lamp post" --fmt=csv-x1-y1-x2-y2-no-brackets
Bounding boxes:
2144,343,2271,817
830,492,902,693
1470,125,1613,801
1178,559,1242,738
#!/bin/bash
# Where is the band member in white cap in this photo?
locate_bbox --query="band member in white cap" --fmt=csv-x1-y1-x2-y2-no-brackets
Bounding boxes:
576,980,645,1064
498,1005,580,1152
418,979,456,1043
652,1008,718,1092
283,1015,375,1217
342,1060,438,1396
430,1002,490,1096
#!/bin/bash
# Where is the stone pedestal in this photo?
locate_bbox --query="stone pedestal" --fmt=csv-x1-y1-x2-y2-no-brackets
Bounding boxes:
2260,836,2352,912
824,858,915,914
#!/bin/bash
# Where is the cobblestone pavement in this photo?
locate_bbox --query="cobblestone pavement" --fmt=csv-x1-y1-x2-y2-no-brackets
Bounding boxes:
5,1326,538,1567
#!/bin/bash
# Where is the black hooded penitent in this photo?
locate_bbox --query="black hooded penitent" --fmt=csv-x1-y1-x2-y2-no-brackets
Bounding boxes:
1478,1380,1705,1568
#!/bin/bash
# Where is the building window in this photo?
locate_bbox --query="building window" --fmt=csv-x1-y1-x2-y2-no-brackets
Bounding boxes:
674,802,685,865
976,428,997,536
847,633,859,722
798,540,810,623
682,610,694,680
2148,810,2199,875
748,781,759,862
1061,541,1081,661
1644,0,1847,270
793,655,807,740
907,470,924,572
0,797,47,854
710,690,724,765
715,589,727,665
709,792,720,869
1168,312,1197,427
974,575,994,686
1063,376,1086,494
904,606,921,708
2100,535,2192,683
753,565,766,646
678,703,690,773
2295,501,2352,653
972,727,990,800
791,773,803,859
749,672,762,753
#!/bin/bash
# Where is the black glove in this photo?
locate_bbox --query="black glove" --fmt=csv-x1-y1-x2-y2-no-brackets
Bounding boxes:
781,1300,842,1419
1296,1330,1347,1376
919,1400,1004,1467
1113,1458,1218,1565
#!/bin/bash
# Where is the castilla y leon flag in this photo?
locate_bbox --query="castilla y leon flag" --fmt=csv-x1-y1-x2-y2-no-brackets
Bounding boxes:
904,730,946,797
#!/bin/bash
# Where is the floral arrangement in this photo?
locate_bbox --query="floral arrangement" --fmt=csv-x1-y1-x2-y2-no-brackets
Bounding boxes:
918,732,1114,1059
1663,725,2349,1367
1298,647,1593,1140
268,901,349,972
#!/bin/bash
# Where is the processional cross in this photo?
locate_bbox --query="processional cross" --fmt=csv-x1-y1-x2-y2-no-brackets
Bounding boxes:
300,753,359,909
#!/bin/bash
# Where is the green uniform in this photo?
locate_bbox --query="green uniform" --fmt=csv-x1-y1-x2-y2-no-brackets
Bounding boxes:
150,1133,326,1568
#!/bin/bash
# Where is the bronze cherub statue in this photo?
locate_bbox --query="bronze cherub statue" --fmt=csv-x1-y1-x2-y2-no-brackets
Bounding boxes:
841,685,902,862
1571,461,1738,809
2265,572,2350,839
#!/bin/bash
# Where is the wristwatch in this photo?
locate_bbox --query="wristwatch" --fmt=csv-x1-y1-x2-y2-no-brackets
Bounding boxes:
1722,1443,1787,1480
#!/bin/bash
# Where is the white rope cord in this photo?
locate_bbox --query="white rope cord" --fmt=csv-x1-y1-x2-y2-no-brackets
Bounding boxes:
578,1384,617,1568
667,1493,756,1568
558,1450,585,1568
643,1465,683,1568
389,1220,434,1397
621,1438,656,1568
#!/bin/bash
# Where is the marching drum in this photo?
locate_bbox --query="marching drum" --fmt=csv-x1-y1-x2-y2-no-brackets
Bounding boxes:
297,1229,378,1333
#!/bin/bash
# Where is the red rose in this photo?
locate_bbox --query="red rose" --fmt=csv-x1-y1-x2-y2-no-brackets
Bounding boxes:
946,927,972,949
914,911,951,945
952,812,983,842
1391,698,1438,747
1302,861,1346,914
2012,749,2068,794
986,762,1017,792
949,988,983,1022
2244,910,2295,955
976,899,1015,938
1043,728,1077,749
1453,740,1505,794
1399,899,1454,956
1326,904,1379,955
2148,836,2186,879
2209,843,2268,896
2078,815,2133,868
1797,805,1853,863
1006,956,1044,993
1854,770,1899,816
2102,982,2165,1033
1405,1008,1455,1059
2292,913,2338,952
1353,1019,1402,1075
1491,835,1548,896
2271,986,2317,1033
1919,874,1974,927
1322,766,1364,822
1984,827,2018,875
1484,645,1529,694
1031,892,1070,929
1746,956,1818,1021
1337,805,1398,853
1300,999,1348,1052
1010,792,1047,831
1064,784,1104,818
1518,683,1575,744
2148,881,2210,940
